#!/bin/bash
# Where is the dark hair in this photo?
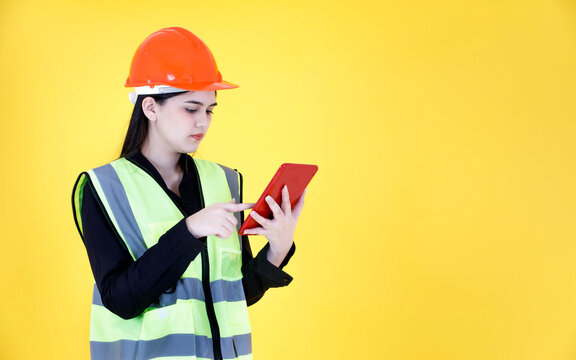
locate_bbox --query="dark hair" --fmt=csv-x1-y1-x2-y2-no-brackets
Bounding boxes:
119,93,182,158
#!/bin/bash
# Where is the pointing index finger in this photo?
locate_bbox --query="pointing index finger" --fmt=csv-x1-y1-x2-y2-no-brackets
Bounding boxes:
223,202,255,212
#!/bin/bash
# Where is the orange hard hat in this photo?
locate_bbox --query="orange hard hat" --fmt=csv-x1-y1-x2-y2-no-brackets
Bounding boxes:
125,27,238,94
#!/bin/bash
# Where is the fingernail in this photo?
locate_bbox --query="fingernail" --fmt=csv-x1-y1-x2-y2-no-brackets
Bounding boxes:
283,185,287,190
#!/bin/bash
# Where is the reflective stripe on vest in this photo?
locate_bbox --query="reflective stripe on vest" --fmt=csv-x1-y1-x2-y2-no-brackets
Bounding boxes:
72,157,252,360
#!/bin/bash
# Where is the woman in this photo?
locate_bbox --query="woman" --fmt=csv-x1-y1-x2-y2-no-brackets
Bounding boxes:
72,27,304,360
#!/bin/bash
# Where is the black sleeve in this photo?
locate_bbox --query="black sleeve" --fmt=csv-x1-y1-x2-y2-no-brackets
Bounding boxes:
80,181,206,319
241,235,296,306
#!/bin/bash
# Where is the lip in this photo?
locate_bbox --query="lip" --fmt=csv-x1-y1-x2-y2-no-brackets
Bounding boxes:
191,134,204,140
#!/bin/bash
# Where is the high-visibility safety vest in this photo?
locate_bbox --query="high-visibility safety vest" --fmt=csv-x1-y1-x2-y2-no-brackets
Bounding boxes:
72,157,252,360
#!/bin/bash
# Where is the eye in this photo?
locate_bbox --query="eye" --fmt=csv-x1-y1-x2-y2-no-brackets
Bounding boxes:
185,108,198,113
207,109,214,115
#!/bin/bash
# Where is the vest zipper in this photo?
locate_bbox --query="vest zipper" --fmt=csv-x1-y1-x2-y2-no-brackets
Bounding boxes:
126,156,224,359
194,163,223,360
201,248,223,360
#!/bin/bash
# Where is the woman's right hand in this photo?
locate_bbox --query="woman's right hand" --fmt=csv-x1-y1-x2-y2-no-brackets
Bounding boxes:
185,201,254,239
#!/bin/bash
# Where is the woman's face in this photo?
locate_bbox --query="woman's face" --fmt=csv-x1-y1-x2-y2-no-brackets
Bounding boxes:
145,91,217,154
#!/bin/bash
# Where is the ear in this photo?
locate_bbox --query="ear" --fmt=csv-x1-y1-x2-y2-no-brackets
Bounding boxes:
141,97,159,122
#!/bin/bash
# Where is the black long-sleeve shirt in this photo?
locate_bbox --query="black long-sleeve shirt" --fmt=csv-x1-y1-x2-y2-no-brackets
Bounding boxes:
79,151,295,319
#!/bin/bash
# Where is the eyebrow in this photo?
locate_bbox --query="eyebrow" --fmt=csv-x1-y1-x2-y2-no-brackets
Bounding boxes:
184,100,218,107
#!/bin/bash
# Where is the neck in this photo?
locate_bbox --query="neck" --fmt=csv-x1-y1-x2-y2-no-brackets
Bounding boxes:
140,141,181,175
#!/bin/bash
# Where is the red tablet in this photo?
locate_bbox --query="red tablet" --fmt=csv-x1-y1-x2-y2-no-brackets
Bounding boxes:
239,163,318,235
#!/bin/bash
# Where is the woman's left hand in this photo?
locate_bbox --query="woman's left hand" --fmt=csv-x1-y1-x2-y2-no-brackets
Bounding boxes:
243,186,306,267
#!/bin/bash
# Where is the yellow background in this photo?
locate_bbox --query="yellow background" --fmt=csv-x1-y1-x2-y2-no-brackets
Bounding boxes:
1,0,576,359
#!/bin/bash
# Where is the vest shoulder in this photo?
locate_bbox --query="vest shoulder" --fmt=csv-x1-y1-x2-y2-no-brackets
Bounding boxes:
193,158,239,174
72,158,122,184
77,157,127,174
74,158,138,187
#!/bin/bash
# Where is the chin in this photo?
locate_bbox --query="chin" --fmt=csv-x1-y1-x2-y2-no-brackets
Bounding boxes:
181,145,200,154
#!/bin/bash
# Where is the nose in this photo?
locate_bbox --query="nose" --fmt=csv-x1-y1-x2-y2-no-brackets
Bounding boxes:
195,113,210,128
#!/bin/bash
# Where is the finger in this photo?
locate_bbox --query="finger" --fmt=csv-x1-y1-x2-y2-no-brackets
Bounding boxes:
265,195,284,219
216,230,232,239
242,227,266,236
218,222,236,239
292,189,306,220
225,213,238,227
250,210,272,227
221,221,235,235
281,185,291,216
222,202,255,212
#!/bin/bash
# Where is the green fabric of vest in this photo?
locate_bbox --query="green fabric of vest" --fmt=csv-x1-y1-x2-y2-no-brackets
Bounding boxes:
72,157,252,360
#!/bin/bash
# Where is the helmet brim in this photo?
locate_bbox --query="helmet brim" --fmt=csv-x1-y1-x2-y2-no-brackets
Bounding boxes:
125,80,239,92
